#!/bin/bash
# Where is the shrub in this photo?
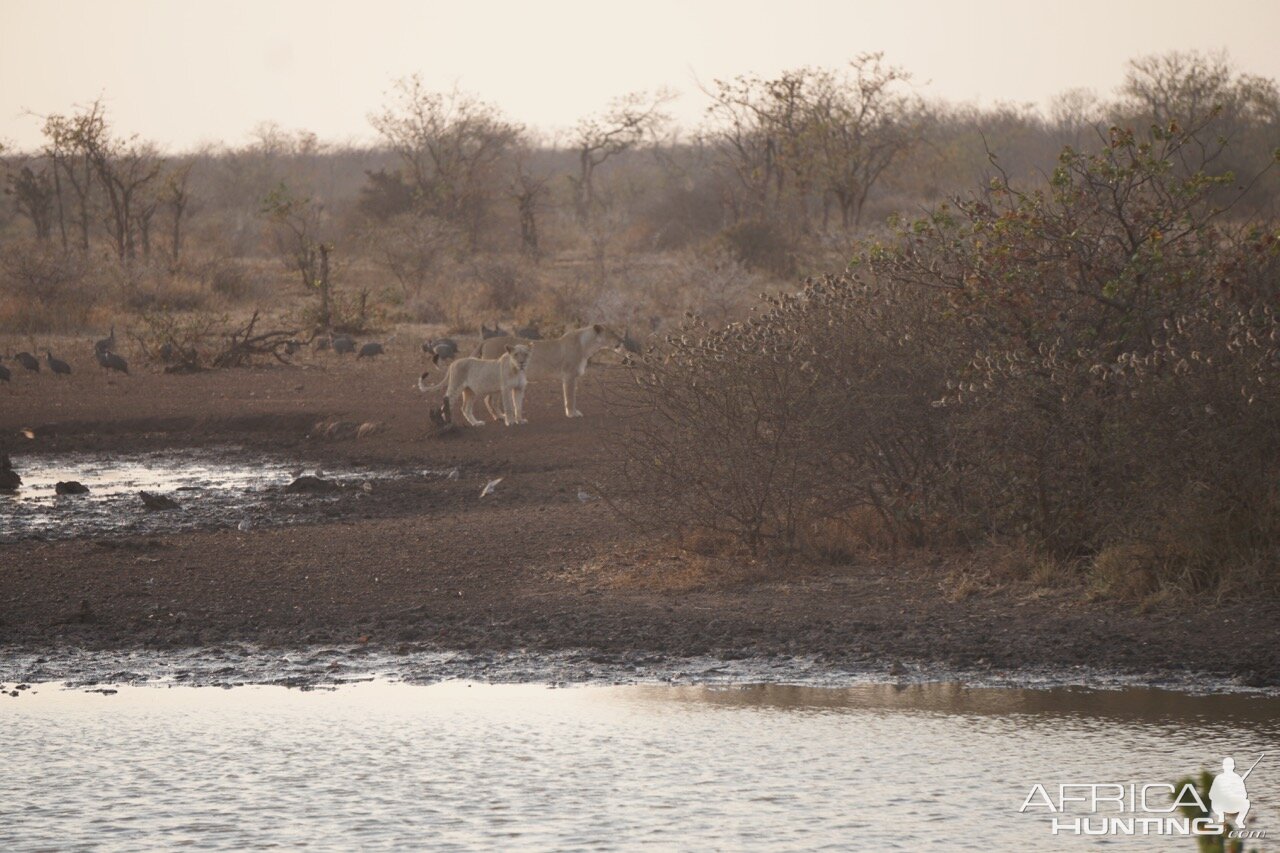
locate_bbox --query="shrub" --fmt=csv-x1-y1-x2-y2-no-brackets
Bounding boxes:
0,240,94,332
606,118,1280,597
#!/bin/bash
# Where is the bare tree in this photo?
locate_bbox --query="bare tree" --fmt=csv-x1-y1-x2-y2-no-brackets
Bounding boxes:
45,100,162,260
704,57,918,231
261,183,334,330
569,90,671,223
4,159,56,241
369,76,522,249
809,55,920,229
163,161,195,264
42,107,99,251
510,148,549,258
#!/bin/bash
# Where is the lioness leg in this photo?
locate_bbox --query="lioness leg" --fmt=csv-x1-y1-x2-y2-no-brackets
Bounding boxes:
514,385,527,424
459,388,485,426
483,392,503,422
502,385,517,426
563,374,583,417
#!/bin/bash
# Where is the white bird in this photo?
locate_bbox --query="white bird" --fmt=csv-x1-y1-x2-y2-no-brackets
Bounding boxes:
361,481,373,493
480,477,503,498
446,468,460,480
237,518,252,532
577,489,597,502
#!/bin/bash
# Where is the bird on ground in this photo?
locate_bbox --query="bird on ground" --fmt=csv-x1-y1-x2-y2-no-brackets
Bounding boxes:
237,518,252,532
0,454,21,491
332,335,356,355
45,351,71,375
577,489,598,502
357,341,385,359
622,327,642,354
515,322,542,340
284,339,303,355
15,352,39,373
0,359,10,382
480,477,503,498
480,323,508,340
94,326,116,355
55,481,90,495
423,338,459,365
95,349,129,374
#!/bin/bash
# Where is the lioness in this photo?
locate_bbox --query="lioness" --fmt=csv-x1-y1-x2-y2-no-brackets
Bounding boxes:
416,344,531,427
471,324,624,419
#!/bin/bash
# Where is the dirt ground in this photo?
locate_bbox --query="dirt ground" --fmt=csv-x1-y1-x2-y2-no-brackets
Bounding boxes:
1,336,1277,686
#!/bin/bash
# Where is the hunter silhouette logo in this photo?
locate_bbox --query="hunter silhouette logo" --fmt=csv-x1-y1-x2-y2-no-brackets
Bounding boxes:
1210,754,1263,829
1020,752,1268,839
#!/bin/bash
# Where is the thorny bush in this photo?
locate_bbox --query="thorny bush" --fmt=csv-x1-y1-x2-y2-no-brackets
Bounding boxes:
608,118,1280,596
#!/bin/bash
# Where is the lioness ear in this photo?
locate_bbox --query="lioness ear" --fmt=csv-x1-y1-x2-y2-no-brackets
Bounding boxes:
594,323,603,334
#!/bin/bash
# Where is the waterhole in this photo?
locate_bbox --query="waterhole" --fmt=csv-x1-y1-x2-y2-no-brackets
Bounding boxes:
2,680,1276,851
0,449,431,542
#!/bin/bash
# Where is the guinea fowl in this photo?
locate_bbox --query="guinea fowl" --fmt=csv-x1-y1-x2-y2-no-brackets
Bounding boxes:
515,322,542,340
94,326,116,355
96,349,129,374
15,352,39,372
357,341,385,359
332,334,357,355
45,351,71,375
480,323,508,339
0,359,10,382
423,338,459,365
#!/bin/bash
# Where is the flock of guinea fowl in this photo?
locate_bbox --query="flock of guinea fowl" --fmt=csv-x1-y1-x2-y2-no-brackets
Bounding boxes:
0,321,543,384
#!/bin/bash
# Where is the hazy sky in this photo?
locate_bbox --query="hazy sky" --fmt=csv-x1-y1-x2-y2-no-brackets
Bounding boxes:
3,0,1278,151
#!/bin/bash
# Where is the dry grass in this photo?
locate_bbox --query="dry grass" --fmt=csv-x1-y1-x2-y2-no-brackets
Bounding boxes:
568,537,767,593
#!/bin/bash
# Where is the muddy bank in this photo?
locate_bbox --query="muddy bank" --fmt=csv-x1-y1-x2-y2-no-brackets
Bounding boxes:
3,643,1274,694
2,351,1277,688
3,521,1277,688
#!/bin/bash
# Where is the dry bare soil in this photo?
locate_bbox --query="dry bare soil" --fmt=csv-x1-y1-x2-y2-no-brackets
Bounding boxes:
1,339,1276,686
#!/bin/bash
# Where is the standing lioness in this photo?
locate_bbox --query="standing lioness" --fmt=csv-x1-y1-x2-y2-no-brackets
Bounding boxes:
472,324,624,418
417,344,531,427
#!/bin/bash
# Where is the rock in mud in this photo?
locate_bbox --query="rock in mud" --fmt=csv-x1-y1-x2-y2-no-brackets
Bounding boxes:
284,475,342,494
139,491,181,511
0,454,21,491
55,481,90,495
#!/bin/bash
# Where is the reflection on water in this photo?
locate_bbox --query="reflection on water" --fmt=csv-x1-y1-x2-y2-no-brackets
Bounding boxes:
0,449,392,541
2,681,1276,851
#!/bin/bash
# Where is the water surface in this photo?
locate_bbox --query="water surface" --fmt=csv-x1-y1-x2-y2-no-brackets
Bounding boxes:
3,681,1276,851
0,449,429,541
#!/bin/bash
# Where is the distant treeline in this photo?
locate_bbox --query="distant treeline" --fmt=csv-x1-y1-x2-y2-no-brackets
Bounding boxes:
1,50,1276,332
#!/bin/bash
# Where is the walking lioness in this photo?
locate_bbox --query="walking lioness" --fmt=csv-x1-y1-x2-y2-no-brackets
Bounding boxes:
417,344,531,427
472,324,624,418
